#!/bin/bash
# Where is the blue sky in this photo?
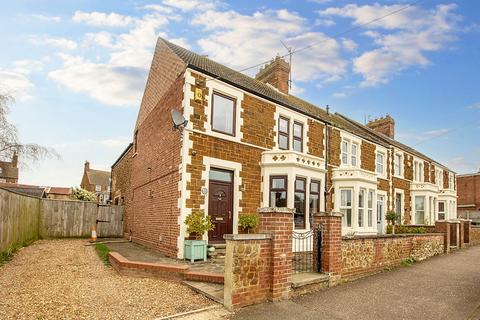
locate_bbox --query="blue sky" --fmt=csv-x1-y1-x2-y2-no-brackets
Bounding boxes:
0,0,479,187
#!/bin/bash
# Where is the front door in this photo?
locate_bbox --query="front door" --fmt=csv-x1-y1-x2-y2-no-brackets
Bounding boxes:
208,168,234,243
377,195,385,234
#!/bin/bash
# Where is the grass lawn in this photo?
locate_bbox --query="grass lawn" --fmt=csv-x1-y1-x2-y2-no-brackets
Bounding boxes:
95,243,111,265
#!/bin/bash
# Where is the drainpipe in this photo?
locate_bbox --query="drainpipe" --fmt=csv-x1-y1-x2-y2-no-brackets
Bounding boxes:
324,122,330,213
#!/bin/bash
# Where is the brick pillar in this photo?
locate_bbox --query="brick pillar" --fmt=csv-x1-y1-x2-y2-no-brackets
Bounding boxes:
459,220,465,248
463,220,471,245
257,207,294,301
312,212,342,279
435,221,451,253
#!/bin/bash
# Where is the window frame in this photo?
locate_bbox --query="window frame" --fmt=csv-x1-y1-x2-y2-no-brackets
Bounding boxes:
269,175,288,208
211,91,237,136
415,196,426,225
394,153,403,177
358,188,366,227
309,180,321,216
292,121,304,153
340,188,353,228
340,138,359,168
278,116,290,150
376,151,385,177
294,177,307,229
367,190,374,228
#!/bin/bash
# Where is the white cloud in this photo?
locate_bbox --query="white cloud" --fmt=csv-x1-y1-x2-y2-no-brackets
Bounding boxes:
13,60,44,74
444,157,480,174
142,4,174,14
30,14,61,22
341,38,357,52
73,11,134,27
320,4,460,86
314,18,336,27
398,128,450,143
467,102,480,109
161,0,218,12
29,35,77,50
85,136,131,147
193,9,347,84
48,54,147,107
0,70,34,100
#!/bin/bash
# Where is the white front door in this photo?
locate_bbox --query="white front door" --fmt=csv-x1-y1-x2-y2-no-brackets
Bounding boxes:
377,195,385,234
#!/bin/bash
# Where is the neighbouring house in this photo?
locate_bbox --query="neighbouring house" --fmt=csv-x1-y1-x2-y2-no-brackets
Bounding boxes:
111,143,133,206
45,187,72,200
111,38,457,259
0,153,19,184
80,161,111,204
457,171,480,224
0,182,46,198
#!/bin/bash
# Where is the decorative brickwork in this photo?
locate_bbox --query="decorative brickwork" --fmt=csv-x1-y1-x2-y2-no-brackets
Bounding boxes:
361,140,376,172
307,119,325,158
190,73,209,132
240,95,276,148
366,115,395,139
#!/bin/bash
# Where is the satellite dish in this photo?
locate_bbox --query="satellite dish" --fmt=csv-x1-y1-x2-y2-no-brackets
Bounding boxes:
171,109,188,130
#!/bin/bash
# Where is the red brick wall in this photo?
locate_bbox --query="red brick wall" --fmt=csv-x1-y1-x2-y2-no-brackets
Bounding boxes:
241,95,276,149
129,74,184,258
111,145,133,233
457,175,480,211
361,140,376,172
326,127,341,212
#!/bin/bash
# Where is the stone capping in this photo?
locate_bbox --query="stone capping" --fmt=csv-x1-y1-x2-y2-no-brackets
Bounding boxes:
257,207,295,214
342,233,444,241
223,233,272,241
312,211,342,218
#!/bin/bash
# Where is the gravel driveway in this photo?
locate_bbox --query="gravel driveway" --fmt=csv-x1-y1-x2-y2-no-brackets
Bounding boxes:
0,239,213,320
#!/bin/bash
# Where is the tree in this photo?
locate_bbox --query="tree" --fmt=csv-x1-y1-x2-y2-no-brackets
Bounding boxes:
0,94,58,163
71,187,97,202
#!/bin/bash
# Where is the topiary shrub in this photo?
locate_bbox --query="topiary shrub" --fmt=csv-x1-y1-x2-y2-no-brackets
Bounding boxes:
185,210,214,240
238,213,259,233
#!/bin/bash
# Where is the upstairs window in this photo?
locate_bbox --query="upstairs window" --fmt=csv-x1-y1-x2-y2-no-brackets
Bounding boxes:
212,92,236,136
376,152,385,176
293,122,303,152
278,117,289,150
413,160,424,182
435,169,443,187
341,139,359,167
448,174,454,190
394,153,403,177
270,176,287,207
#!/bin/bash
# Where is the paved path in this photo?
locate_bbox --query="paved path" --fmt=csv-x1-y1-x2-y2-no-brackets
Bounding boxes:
233,246,480,320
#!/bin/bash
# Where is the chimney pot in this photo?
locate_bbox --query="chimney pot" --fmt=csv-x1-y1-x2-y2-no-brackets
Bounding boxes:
11,152,18,167
84,160,90,171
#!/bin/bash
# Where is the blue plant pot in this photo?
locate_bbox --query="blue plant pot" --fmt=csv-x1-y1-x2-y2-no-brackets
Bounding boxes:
184,239,207,263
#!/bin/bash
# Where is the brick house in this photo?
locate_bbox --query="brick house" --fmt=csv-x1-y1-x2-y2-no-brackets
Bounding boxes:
457,171,480,222
80,161,111,204
0,153,19,184
112,38,457,259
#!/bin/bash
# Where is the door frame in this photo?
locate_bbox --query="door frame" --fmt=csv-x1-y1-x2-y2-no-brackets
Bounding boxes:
377,191,387,234
208,168,234,243
202,157,242,241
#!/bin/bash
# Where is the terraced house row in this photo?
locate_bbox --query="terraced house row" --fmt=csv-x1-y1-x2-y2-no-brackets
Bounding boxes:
111,38,457,259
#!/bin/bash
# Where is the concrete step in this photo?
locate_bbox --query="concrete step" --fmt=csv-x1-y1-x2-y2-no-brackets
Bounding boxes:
183,280,224,304
291,272,330,288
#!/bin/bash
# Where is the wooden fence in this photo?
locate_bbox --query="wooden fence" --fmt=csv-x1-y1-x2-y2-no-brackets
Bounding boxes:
0,187,123,253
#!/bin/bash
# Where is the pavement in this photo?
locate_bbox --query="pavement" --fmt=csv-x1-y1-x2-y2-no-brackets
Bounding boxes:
106,241,225,274
233,245,480,320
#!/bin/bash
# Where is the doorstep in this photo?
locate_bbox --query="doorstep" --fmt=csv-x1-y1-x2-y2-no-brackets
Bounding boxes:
183,280,224,304
291,272,330,298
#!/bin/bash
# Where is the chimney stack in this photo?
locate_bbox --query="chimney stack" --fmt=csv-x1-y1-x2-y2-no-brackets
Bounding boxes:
84,160,90,172
11,152,18,168
255,55,290,94
367,115,395,139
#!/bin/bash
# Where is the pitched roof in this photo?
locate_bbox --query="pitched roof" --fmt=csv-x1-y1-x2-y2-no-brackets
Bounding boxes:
111,143,133,169
158,38,451,171
86,169,110,187
47,187,72,195
0,183,46,198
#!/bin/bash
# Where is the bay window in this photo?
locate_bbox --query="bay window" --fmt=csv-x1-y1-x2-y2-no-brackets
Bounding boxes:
368,190,374,227
294,177,306,229
309,180,321,226
270,176,287,207
415,196,425,225
358,189,365,227
340,189,353,227
438,201,445,220
212,92,236,135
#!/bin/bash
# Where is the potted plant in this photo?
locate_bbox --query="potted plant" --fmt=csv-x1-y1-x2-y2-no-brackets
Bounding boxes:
238,213,259,234
386,210,399,234
184,210,214,263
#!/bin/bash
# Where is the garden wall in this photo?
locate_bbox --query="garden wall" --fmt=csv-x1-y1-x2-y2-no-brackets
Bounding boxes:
470,226,480,245
341,234,444,280
0,187,123,254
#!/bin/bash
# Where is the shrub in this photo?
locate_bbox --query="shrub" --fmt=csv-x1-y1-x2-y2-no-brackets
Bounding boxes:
71,187,97,202
393,225,428,234
185,210,214,240
386,211,399,225
238,213,259,233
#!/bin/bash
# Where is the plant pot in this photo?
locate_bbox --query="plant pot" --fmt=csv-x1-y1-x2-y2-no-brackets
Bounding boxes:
184,239,207,263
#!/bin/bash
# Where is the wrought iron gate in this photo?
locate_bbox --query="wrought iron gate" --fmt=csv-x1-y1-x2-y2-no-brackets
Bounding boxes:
292,225,323,273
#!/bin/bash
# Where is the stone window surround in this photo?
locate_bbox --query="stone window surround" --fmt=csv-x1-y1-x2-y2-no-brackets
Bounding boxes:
275,110,308,154
339,132,361,169
394,151,404,178
375,150,387,178
413,157,425,183
211,91,237,136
